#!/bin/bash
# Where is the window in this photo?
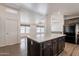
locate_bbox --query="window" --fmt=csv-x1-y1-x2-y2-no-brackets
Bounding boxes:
36,26,45,33
20,26,25,33
36,34,41,38
20,25,30,33
36,26,45,38
51,14,63,32
25,26,30,33
41,27,44,32
36,27,41,33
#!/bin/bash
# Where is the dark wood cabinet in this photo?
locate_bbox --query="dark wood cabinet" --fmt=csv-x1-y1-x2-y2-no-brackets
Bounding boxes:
27,38,40,56
51,39,58,55
42,41,52,56
58,37,65,54
27,36,65,56
77,34,79,44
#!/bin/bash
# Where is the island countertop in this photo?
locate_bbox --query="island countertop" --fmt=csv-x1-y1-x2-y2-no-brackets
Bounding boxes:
27,34,65,43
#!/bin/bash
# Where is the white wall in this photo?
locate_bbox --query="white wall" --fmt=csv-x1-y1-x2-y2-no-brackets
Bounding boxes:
0,4,65,47
20,10,31,25
20,9,46,37
20,9,64,38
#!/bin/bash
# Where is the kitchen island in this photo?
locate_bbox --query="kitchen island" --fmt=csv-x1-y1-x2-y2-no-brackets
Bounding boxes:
27,34,65,56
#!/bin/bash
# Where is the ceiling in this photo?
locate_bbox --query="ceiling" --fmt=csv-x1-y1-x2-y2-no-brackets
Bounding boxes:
2,3,79,19
49,3,79,16
1,3,48,16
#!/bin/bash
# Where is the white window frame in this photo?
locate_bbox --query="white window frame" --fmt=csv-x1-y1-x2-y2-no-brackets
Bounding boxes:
36,26,45,38
20,25,30,34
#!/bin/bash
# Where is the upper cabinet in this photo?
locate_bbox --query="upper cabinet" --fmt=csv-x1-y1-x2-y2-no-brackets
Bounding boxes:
51,12,64,33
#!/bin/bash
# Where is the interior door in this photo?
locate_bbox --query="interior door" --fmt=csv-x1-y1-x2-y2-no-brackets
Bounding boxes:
5,18,18,45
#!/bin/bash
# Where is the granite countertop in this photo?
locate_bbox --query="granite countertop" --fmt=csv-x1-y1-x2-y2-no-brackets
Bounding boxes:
27,34,65,43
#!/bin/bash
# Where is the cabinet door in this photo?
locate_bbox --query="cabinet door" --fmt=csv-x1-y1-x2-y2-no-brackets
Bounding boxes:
27,38,31,55
58,37,65,53
52,39,58,56
42,41,52,56
61,37,65,50
58,38,62,52
27,38,40,56
5,18,18,45
77,35,79,44
77,38,79,44
31,41,40,56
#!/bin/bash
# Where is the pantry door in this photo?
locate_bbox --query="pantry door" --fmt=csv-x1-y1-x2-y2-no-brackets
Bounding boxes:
5,18,18,45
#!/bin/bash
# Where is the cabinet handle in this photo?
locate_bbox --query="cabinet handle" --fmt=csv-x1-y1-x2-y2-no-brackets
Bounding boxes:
31,41,33,45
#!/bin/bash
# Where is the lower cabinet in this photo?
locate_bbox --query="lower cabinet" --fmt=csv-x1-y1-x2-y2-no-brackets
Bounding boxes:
52,39,58,55
42,41,52,56
77,34,79,44
58,37,65,54
27,38,40,56
27,36,65,56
